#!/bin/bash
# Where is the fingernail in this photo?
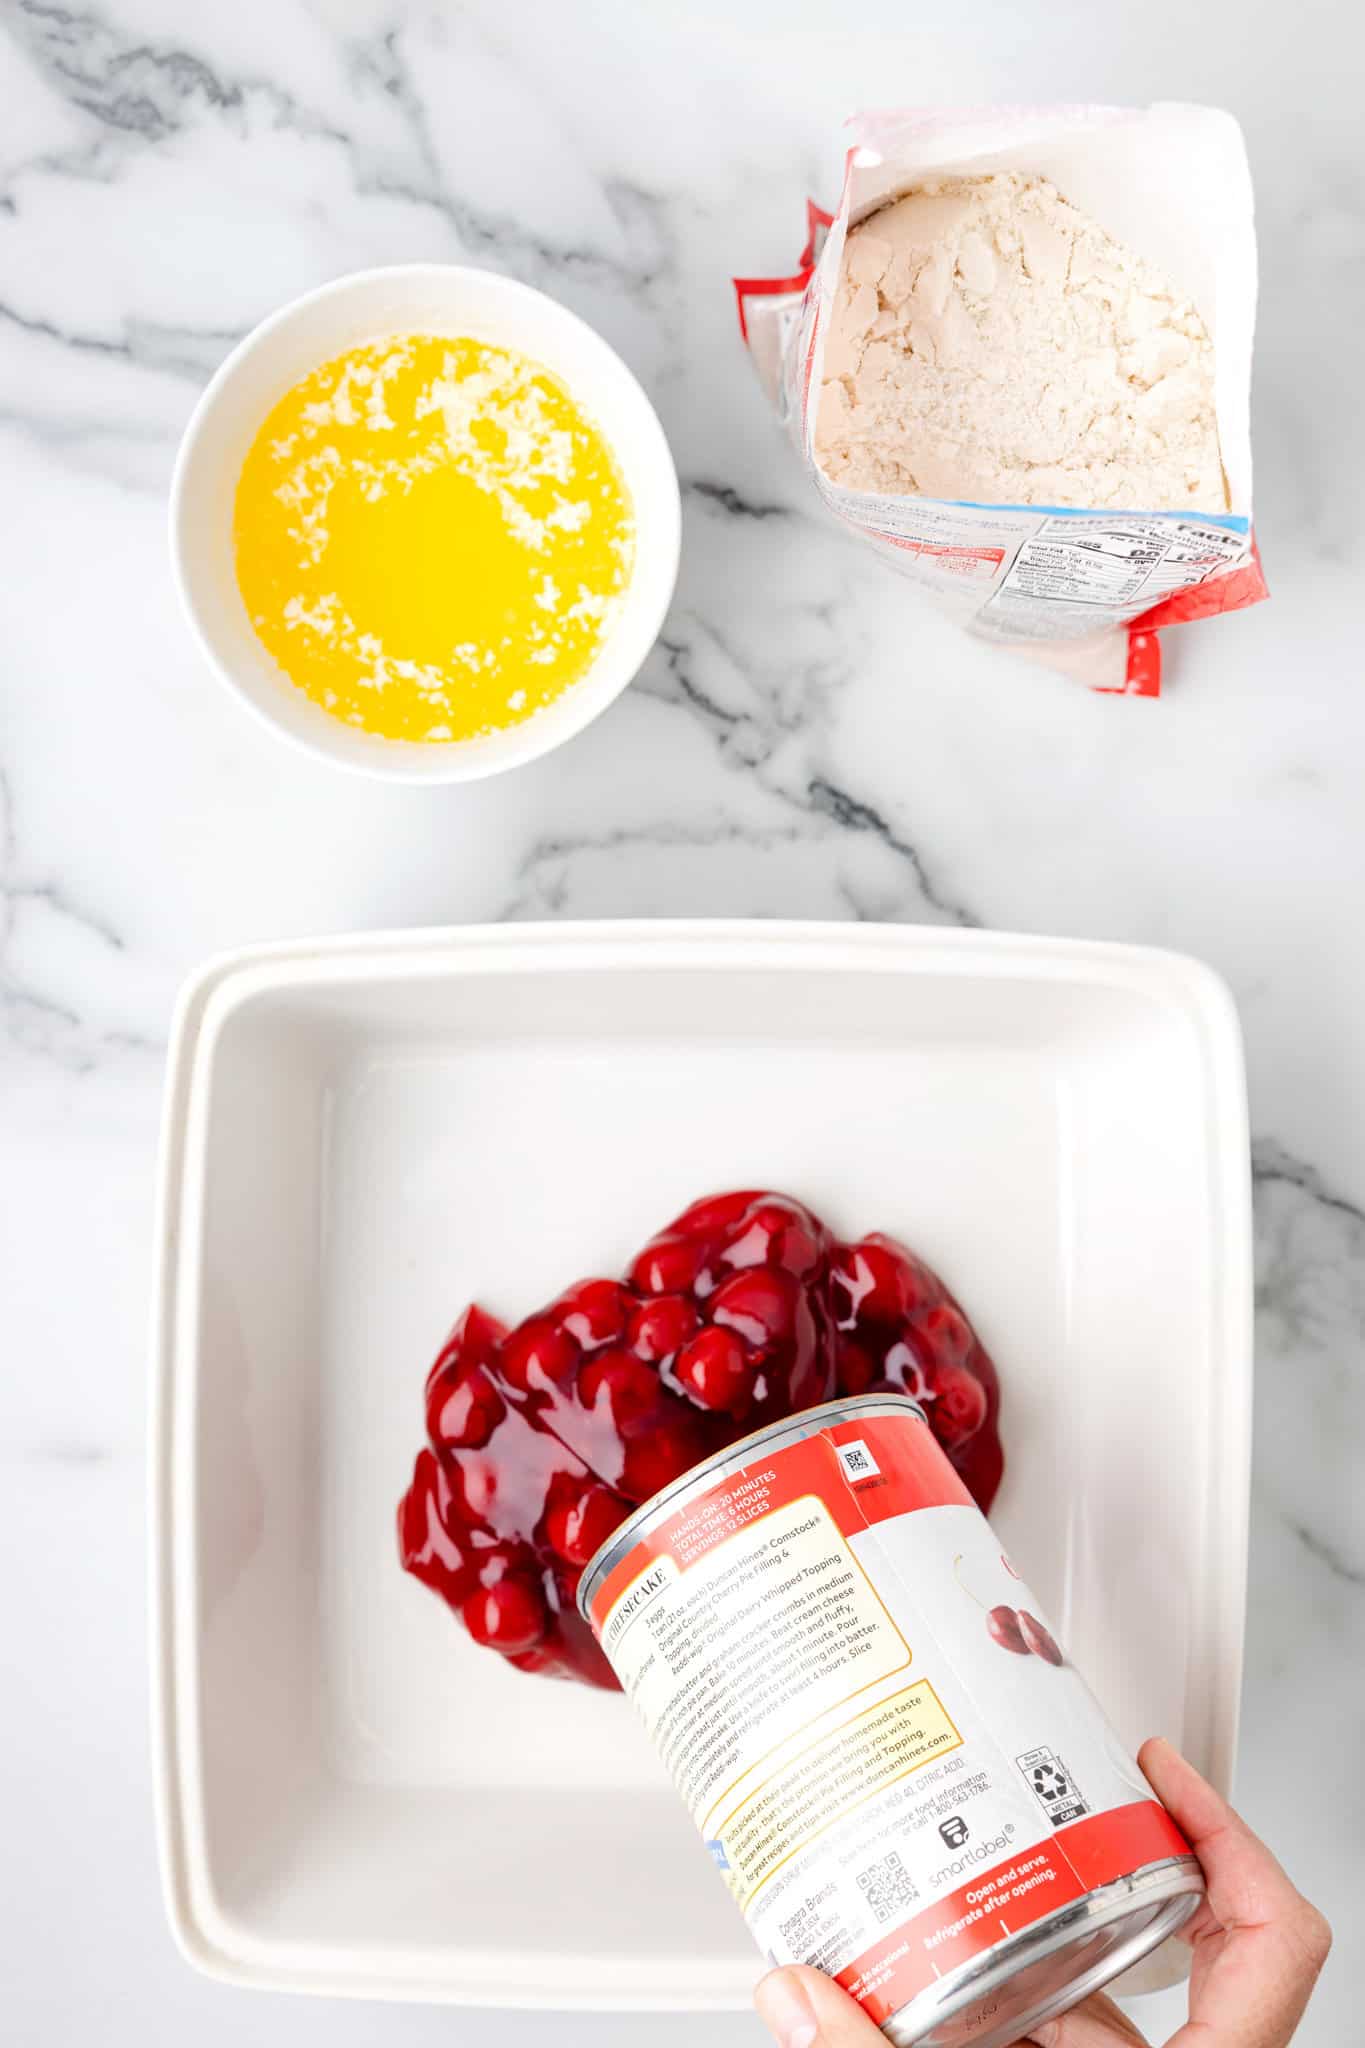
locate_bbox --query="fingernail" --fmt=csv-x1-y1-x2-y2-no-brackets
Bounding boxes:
755,1967,821,2048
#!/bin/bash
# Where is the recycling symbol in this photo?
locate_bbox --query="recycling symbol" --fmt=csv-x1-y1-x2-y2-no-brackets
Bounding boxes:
1032,1764,1070,1801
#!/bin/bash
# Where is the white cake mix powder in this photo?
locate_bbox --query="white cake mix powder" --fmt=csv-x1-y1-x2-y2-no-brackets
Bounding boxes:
815,173,1227,513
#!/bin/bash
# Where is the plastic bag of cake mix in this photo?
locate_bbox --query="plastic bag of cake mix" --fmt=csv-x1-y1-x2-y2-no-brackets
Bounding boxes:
735,105,1264,694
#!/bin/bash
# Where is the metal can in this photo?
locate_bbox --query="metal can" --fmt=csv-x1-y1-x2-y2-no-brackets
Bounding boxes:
577,1395,1202,2048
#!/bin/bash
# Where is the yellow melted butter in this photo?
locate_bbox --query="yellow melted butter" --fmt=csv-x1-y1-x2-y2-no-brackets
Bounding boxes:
233,334,635,742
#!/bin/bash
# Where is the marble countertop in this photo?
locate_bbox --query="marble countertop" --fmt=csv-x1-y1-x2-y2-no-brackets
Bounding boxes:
2,2,1360,2041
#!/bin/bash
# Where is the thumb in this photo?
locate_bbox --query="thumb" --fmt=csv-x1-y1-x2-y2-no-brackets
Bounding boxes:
755,1966,884,2047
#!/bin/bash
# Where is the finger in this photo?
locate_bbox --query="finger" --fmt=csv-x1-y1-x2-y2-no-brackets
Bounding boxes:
1138,1738,1331,2047
754,1965,885,2047
1138,1738,1327,1951
1023,1988,1150,2046
1021,1987,1149,2046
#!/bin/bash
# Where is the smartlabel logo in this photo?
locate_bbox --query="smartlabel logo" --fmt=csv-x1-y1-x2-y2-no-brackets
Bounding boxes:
929,1826,1014,1887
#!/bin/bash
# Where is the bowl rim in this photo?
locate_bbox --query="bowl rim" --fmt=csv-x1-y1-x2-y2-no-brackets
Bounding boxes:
168,262,681,784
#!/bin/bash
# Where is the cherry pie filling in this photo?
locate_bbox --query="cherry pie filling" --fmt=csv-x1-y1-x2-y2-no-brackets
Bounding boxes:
398,1191,1003,1689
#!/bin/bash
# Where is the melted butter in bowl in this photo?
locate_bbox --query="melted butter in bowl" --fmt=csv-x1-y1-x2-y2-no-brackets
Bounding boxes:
235,336,636,744
171,265,678,782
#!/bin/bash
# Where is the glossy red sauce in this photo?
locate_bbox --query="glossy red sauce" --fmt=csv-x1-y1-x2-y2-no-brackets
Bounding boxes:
398,1191,1003,1688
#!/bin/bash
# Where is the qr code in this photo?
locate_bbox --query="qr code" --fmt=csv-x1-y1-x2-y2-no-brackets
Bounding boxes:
837,1440,880,1482
855,1850,917,1925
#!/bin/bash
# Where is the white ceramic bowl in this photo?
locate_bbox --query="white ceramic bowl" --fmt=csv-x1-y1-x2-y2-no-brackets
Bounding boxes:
151,922,1251,2004
169,266,680,782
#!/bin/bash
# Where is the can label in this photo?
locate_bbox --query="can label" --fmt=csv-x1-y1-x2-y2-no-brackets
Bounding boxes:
586,1409,1191,2028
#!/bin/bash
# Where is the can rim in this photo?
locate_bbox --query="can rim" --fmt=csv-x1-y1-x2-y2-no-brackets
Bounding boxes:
575,1391,928,1620
884,1858,1204,2048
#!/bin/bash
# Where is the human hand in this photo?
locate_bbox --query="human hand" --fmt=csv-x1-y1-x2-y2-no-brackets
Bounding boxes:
753,1738,1329,2048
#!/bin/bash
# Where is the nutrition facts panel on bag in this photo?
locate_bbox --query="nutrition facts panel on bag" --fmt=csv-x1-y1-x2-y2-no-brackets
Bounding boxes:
986,516,1248,615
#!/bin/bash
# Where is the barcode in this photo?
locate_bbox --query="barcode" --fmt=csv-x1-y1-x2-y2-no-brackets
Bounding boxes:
837,1439,880,1481
856,1850,917,1925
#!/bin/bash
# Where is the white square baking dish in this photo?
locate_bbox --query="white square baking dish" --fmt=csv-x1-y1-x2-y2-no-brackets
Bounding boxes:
150,922,1251,2005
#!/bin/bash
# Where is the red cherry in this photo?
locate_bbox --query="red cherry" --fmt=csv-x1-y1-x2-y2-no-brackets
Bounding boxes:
1019,1612,1064,1665
628,1294,699,1363
463,1575,547,1654
576,1348,661,1429
451,1453,499,1526
510,1608,619,1688
720,1198,823,1278
787,1319,835,1410
929,1364,988,1450
425,1304,507,1395
830,1240,914,1326
774,1223,821,1277
628,1235,707,1296
880,1338,933,1404
957,1427,1004,1514
397,1451,476,1604
427,1362,505,1450
470,1535,536,1582
500,1316,577,1393
552,1279,630,1350
559,1631,620,1689
915,1303,974,1370
835,1338,880,1396
668,1190,762,1240
988,1605,1029,1654
506,1644,556,1677
673,1326,752,1412
621,1420,704,1503
710,1267,797,1346
874,1237,939,1305
544,1482,629,1567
